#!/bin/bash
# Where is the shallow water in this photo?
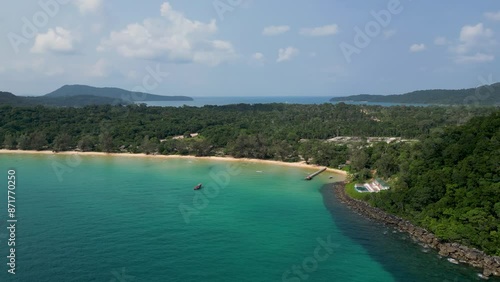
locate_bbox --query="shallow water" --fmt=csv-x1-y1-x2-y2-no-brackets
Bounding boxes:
0,154,493,281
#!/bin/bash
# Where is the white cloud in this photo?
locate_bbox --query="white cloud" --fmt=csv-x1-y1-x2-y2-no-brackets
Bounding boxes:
277,47,299,62
30,27,78,54
455,53,494,64
448,23,495,64
434,37,450,46
409,43,426,52
86,59,110,77
98,2,236,66
300,24,339,37
253,52,264,60
484,11,500,21
459,23,493,47
383,29,396,39
249,52,265,66
262,25,290,36
75,0,103,14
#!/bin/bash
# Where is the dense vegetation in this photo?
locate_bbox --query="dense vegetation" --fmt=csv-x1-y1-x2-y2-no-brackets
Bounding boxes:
331,82,500,105
0,103,495,165
353,112,500,255
0,91,129,107
1,103,498,255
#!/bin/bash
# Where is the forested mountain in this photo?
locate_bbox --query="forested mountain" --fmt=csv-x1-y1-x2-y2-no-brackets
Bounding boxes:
0,85,193,107
351,112,500,255
331,83,500,105
0,91,124,107
45,85,193,101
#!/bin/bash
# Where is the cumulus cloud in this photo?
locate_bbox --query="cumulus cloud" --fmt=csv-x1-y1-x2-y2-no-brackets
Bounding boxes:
249,52,265,66
300,24,338,37
253,52,264,60
75,0,103,14
458,23,493,48
98,2,236,66
409,43,426,52
30,27,78,54
277,47,299,62
484,11,500,21
449,23,495,63
262,25,290,36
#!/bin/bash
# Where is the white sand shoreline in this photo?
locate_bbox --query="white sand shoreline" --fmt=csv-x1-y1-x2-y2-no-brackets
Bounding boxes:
0,149,348,176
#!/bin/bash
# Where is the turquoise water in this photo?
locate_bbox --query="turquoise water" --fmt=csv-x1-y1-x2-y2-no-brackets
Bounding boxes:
141,96,429,107
0,154,493,281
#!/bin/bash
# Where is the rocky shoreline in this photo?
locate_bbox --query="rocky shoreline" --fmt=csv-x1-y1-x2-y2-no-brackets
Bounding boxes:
332,182,500,279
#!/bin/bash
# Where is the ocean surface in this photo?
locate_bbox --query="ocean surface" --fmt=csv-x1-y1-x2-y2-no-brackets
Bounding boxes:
141,96,428,107
0,154,493,282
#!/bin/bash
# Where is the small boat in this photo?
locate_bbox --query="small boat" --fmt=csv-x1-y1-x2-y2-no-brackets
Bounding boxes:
194,183,202,190
447,258,459,265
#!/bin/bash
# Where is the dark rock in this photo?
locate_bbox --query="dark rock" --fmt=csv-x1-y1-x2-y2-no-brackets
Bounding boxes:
332,182,500,278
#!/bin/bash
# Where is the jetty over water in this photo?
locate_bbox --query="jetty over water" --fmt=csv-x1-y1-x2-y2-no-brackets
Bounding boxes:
305,168,327,180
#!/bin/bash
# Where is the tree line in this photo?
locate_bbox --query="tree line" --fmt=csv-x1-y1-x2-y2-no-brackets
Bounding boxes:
351,112,500,256
1,103,495,167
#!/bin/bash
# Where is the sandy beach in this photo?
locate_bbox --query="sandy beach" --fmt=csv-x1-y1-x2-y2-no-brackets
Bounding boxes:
0,149,348,176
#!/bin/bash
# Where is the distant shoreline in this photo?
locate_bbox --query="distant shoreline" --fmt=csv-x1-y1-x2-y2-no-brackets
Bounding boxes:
0,150,348,176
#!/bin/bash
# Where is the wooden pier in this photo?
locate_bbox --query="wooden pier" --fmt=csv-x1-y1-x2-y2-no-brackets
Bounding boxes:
305,168,327,180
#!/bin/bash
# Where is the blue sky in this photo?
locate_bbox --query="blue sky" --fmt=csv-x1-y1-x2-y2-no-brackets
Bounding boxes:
1,0,499,96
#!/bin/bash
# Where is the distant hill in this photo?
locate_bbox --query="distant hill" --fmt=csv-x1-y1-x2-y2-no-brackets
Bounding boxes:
45,85,193,102
331,83,500,105
0,91,126,107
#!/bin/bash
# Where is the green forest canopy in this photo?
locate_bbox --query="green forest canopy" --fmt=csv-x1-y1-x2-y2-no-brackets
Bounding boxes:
358,112,500,255
331,82,500,105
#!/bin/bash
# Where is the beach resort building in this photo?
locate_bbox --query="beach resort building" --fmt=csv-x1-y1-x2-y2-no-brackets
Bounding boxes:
355,178,390,193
